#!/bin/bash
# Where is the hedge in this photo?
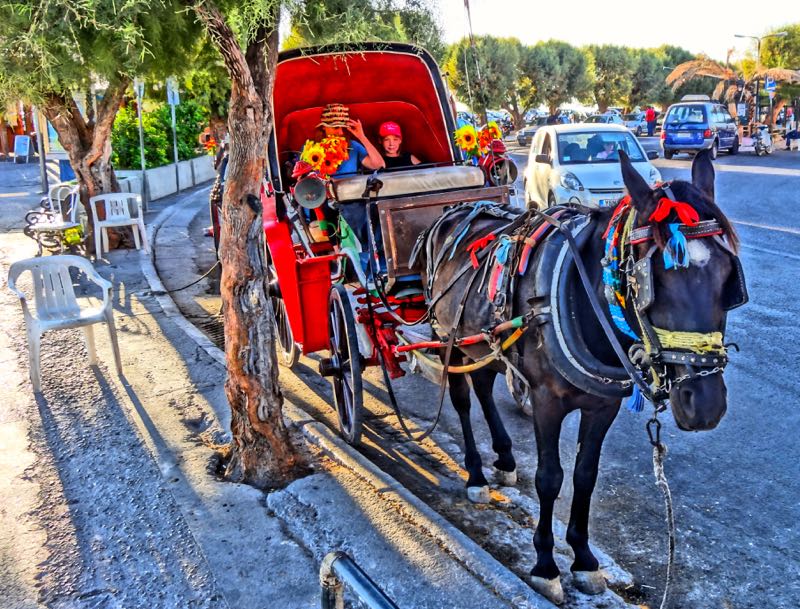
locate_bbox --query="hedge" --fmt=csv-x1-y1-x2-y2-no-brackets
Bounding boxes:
112,99,210,170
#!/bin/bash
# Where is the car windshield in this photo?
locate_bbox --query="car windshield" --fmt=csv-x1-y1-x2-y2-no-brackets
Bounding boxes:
623,114,640,121
666,105,706,125
557,131,646,164
585,116,604,123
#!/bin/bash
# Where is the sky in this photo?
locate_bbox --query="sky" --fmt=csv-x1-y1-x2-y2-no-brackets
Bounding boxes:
437,0,794,63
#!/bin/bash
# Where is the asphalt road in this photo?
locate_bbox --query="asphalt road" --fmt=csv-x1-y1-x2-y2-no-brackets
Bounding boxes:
164,142,800,609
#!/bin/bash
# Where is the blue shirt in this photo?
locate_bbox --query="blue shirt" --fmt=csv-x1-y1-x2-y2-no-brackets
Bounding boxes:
334,141,367,176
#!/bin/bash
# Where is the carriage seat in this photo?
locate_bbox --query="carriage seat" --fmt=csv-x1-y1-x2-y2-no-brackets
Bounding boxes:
331,165,485,203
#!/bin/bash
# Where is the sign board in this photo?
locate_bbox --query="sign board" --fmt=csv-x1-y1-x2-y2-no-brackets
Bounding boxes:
769,91,776,101
737,103,747,118
166,76,180,106
13,135,30,163
764,77,777,92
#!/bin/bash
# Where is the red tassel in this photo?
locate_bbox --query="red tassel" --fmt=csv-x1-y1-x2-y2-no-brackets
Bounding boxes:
649,198,699,226
466,233,496,269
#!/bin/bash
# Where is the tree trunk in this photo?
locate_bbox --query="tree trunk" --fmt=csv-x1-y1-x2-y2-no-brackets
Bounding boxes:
0,118,9,158
196,3,307,489
42,82,129,251
768,97,786,129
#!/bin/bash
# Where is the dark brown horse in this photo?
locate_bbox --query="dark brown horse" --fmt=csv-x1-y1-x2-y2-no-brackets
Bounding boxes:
413,150,745,603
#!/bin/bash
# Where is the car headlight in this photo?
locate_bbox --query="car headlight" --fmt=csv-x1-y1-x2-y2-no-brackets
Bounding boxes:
649,167,661,184
559,172,584,191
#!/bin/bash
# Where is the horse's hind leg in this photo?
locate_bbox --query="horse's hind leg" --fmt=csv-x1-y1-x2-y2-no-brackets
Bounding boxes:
530,401,568,604
470,368,517,486
567,401,620,595
448,363,490,503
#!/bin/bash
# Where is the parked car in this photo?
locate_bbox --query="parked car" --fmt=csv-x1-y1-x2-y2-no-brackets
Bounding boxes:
623,112,646,136
583,113,625,126
523,124,661,209
661,100,739,160
516,116,548,147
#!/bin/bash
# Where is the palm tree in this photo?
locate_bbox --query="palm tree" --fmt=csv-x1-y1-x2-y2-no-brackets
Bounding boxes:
666,59,800,127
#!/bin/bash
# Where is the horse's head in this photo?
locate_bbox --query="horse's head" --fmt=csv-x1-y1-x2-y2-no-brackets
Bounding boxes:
618,149,746,431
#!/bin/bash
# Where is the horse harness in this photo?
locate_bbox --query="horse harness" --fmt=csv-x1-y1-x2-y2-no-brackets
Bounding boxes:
412,188,747,412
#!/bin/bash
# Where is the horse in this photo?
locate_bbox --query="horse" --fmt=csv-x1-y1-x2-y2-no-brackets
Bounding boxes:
411,149,746,604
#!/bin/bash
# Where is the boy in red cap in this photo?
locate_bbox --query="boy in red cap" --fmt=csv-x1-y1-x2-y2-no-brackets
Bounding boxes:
378,121,421,169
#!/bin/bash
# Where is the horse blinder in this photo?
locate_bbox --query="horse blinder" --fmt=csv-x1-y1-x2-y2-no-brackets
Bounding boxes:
630,256,655,311
721,255,748,311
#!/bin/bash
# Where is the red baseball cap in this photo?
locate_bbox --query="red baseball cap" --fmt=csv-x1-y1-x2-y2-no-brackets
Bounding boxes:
379,121,402,138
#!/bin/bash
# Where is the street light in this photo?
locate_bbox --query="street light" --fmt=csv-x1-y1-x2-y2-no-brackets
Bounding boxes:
734,32,788,127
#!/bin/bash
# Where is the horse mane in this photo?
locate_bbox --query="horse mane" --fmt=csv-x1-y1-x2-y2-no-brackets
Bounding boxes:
664,181,739,254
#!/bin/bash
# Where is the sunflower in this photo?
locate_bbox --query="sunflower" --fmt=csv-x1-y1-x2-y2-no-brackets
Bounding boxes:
319,157,338,177
454,124,478,152
300,140,326,170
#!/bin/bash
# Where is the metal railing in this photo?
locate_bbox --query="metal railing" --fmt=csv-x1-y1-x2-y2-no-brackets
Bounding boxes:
320,551,400,609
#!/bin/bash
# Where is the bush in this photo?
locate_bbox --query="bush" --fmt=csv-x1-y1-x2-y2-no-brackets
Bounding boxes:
112,99,209,169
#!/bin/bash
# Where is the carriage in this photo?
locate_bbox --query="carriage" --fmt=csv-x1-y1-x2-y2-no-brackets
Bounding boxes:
259,43,517,444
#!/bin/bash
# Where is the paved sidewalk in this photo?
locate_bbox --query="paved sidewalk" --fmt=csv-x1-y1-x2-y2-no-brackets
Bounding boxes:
0,168,561,608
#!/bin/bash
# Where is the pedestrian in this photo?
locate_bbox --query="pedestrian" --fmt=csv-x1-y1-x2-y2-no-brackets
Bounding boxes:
645,106,657,137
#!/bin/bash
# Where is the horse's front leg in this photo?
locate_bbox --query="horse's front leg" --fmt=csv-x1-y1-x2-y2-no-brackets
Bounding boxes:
470,368,517,486
567,401,620,595
530,398,568,604
448,356,490,503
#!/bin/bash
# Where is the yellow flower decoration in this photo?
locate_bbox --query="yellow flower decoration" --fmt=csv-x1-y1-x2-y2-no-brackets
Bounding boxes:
300,140,326,170
454,124,478,151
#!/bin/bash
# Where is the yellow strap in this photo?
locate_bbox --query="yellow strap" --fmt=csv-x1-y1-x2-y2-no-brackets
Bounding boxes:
654,328,725,354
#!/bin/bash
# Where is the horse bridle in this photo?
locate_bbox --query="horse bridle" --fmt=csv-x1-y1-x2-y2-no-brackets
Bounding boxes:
616,185,748,399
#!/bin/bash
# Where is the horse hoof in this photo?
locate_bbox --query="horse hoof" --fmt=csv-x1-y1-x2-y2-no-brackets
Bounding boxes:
530,575,564,605
495,468,517,487
572,570,606,595
467,485,491,504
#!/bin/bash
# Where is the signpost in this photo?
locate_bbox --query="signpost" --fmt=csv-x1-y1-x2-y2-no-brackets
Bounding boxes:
134,78,149,211
33,107,48,193
166,76,181,193
765,77,777,132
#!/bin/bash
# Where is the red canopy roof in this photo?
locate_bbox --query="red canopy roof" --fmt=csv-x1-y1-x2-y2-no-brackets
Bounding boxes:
273,44,457,171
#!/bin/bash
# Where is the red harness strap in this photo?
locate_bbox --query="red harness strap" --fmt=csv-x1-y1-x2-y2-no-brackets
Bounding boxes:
466,233,496,268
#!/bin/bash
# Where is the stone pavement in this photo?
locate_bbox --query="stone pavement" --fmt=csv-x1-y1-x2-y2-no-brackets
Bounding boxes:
0,163,565,609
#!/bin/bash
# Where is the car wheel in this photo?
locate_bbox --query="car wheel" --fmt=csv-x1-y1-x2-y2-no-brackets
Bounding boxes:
636,126,642,137
710,140,719,160
664,149,674,160
729,137,739,155
548,192,557,208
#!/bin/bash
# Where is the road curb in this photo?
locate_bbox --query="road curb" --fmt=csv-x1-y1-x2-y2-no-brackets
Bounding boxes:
142,193,556,608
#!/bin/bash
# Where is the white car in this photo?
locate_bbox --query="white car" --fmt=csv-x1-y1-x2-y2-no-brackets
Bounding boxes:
523,124,662,209
623,112,646,136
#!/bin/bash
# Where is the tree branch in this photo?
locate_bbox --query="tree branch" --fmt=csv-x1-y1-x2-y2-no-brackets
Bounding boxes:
86,78,130,166
192,1,255,96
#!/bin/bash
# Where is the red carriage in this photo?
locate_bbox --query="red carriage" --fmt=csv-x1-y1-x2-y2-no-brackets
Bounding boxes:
259,43,516,444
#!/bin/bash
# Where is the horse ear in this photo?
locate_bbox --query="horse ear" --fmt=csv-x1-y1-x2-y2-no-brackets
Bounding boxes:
691,148,715,200
619,149,654,214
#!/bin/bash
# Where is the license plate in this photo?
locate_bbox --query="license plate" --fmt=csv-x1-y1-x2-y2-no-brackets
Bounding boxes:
598,198,618,207
677,130,693,139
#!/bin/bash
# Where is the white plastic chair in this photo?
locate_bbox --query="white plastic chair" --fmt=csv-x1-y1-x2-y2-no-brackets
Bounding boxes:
7,255,123,392
89,193,148,260
29,184,82,256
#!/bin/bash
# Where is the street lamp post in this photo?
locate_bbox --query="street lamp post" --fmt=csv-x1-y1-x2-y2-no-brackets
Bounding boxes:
734,32,788,127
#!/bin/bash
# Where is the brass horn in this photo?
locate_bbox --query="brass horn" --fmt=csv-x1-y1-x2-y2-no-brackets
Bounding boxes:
294,175,328,209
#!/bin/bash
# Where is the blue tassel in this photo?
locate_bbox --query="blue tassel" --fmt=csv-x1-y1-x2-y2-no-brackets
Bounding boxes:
625,384,645,413
663,223,689,270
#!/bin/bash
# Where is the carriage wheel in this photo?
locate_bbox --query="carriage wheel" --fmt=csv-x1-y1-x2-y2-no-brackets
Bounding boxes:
327,284,363,445
267,264,299,368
